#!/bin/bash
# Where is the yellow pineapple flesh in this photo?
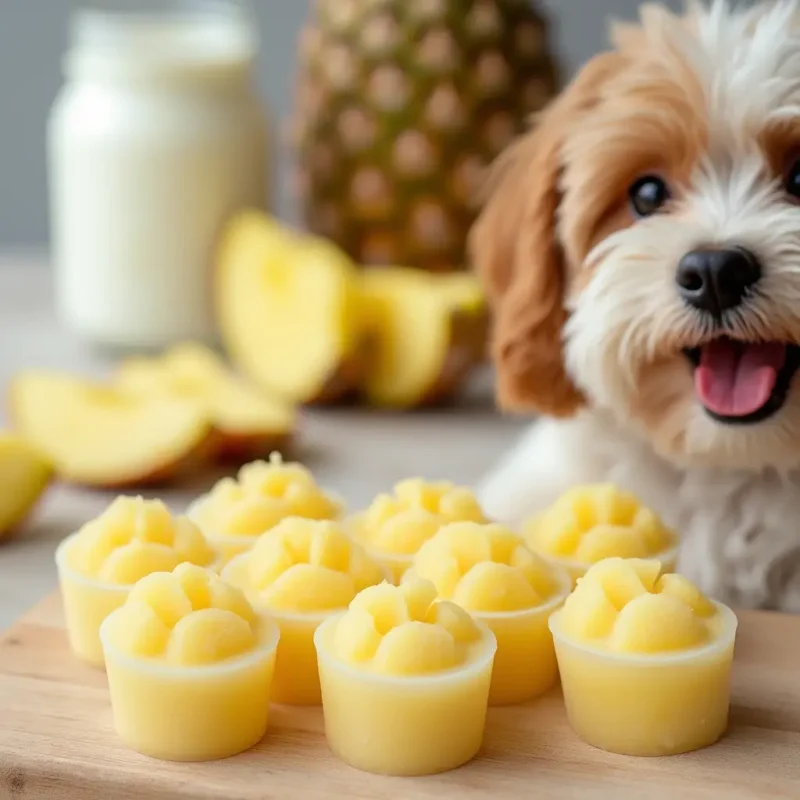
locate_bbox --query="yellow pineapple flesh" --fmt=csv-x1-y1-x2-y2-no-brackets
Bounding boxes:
9,372,211,488
116,343,296,462
360,267,486,407
0,433,52,538
216,212,367,404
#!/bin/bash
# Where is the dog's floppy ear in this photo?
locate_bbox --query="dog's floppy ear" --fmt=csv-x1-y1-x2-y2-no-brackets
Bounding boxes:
470,53,622,416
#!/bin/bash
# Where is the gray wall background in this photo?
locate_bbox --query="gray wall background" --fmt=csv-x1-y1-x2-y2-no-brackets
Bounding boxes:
0,0,681,247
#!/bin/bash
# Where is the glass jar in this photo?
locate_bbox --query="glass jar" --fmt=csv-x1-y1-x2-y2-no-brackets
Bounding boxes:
48,0,268,348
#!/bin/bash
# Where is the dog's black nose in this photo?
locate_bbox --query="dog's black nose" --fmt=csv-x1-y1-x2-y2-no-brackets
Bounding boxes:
676,247,761,315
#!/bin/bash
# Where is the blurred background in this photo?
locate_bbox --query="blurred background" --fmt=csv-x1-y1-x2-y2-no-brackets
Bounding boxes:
0,0,681,247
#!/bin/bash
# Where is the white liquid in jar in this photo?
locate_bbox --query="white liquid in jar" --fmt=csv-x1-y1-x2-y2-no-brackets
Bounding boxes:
48,2,268,348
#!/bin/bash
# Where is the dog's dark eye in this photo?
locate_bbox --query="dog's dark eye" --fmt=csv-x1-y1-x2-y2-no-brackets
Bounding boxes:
785,158,800,199
629,175,670,217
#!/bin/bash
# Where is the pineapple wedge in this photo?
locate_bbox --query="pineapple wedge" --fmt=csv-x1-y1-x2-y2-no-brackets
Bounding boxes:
9,372,211,488
116,343,296,462
359,268,487,408
216,212,367,404
0,432,52,539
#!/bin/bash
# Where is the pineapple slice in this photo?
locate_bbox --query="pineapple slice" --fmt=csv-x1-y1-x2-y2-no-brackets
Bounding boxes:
359,268,487,408
116,342,297,462
0,432,52,539
216,211,367,404
9,372,211,488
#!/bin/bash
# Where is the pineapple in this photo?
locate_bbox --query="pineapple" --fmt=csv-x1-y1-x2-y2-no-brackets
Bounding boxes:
292,0,559,273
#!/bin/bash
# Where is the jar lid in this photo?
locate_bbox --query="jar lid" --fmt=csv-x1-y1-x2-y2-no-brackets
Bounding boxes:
66,0,258,76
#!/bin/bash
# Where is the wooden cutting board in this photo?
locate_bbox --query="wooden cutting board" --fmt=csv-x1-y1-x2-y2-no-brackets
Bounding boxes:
1,592,799,800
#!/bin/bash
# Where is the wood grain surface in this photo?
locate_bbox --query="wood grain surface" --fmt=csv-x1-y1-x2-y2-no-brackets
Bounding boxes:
1,593,799,799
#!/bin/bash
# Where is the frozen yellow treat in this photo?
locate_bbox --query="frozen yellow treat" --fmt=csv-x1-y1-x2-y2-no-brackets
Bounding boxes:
100,563,279,761
550,558,737,756
410,521,571,704
314,579,496,775
524,484,678,584
56,496,218,666
221,517,386,704
188,453,344,562
353,477,486,583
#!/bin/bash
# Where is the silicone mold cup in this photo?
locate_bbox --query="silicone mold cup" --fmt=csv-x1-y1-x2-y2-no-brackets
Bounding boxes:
471,565,572,705
314,612,497,776
55,532,221,667
100,609,280,761
549,600,738,756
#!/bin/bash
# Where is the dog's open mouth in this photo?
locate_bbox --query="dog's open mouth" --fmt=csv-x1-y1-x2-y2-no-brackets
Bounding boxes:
683,339,800,424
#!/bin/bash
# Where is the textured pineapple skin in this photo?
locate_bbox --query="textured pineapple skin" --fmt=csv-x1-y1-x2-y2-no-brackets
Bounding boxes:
292,0,559,273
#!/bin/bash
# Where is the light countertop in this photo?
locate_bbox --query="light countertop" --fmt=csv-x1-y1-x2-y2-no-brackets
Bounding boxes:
0,258,525,629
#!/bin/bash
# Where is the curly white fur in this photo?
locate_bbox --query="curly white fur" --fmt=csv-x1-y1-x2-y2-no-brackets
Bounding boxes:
478,0,800,611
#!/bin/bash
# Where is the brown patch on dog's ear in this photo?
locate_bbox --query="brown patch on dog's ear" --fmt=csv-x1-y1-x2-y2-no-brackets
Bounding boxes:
469,53,623,416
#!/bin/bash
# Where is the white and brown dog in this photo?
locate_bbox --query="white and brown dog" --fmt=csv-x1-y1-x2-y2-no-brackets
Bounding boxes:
471,0,800,611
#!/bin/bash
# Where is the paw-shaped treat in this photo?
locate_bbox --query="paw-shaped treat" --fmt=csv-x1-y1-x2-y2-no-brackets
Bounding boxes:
190,453,342,541
558,558,720,653
69,496,216,583
333,580,484,676
108,564,259,665
525,484,676,566
229,518,385,613
412,522,564,612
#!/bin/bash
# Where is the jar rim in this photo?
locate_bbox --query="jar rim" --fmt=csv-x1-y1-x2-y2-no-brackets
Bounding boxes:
67,0,258,71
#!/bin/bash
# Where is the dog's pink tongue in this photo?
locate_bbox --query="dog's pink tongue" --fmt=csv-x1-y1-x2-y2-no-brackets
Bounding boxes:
695,340,785,416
